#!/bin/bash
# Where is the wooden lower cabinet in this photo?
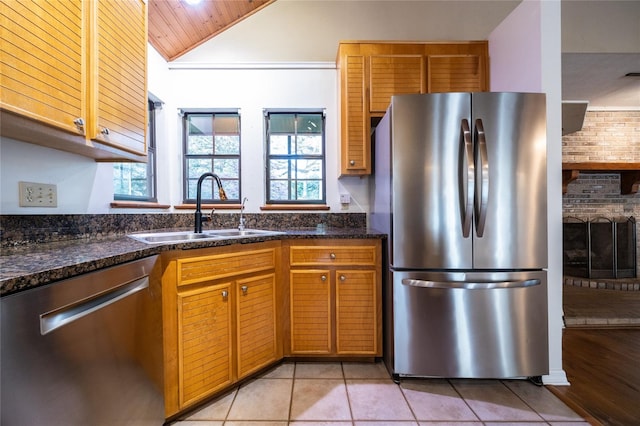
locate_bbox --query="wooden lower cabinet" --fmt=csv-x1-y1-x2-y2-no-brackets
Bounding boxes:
161,238,382,418
162,241,281,417
286,239,382,357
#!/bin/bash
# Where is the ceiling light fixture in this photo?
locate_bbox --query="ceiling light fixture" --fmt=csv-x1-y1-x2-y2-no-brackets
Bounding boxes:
625,72,640,77
183,0,202,5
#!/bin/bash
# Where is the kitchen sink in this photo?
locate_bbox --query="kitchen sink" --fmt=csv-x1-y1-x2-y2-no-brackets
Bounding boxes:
128,230,222,244
205,229,285,238
128,229,284,244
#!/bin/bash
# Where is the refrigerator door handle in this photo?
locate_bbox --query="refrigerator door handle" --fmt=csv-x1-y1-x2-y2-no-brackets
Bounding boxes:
460,119,474,238
474,119,489,237
402,278,540,289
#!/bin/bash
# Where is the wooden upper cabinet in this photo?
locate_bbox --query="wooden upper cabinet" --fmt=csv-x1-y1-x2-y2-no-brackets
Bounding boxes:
89,0,147,156
0,0,147,161
369,55,425,113
337,41,489,176
0,0,85,135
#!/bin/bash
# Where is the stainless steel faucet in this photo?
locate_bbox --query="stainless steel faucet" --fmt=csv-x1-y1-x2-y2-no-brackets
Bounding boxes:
194,173,227,233
238,197,248,231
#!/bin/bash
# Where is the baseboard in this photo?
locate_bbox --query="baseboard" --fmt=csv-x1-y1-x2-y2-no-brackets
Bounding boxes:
543,368,570,386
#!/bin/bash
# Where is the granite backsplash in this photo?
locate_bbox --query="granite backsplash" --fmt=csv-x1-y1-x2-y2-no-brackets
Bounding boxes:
0,213,367,247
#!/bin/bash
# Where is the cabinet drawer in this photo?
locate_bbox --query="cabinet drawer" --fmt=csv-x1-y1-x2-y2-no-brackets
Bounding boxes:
289,246,377,266
177,248,277,286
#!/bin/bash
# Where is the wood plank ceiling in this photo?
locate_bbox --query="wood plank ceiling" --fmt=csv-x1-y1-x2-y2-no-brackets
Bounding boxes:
148,0,276,61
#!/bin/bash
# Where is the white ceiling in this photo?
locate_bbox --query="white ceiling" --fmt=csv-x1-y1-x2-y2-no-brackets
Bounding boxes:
562,53,640,109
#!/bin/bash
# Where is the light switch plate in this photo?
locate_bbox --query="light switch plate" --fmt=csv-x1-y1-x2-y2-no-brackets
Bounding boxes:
340,193,351,204
19,181,57,207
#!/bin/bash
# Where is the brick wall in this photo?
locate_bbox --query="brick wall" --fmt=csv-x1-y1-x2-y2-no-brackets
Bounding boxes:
562,110,640,275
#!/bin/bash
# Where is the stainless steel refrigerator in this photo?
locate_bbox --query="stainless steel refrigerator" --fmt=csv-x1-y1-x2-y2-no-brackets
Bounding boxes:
371,92,548,381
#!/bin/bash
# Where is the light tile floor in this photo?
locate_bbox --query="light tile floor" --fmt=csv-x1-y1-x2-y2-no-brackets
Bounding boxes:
171,361,589,425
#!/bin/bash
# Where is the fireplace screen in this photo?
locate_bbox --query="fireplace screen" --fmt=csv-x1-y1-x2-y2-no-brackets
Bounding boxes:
563,216,636,279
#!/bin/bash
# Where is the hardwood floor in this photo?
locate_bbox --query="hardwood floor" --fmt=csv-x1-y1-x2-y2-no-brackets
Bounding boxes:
549,328,640,426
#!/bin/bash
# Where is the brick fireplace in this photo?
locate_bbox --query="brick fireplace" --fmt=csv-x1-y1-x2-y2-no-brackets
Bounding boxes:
562,110,640,278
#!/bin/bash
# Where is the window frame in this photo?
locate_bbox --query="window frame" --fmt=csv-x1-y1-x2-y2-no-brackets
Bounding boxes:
113,98,158,202
181,109,241,204
264,109,327,205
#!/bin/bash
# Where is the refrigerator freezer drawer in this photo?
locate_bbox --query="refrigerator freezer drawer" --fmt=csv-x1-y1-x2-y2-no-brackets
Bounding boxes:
391,270,548,379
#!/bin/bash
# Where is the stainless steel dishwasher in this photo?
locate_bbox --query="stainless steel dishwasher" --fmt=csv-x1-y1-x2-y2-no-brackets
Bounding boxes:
1,256,165,426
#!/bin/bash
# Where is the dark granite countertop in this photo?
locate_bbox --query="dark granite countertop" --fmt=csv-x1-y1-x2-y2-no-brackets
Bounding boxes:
0,227,385,297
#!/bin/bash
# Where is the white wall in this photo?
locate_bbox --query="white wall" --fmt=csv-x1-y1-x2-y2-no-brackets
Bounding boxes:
489,0,566,385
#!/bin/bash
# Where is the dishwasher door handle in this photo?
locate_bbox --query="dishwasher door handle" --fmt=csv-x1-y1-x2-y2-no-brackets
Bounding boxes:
40,276,149,335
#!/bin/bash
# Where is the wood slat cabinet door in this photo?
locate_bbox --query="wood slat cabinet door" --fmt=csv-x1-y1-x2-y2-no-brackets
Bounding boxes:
427,54,488,93
287,240,382,357
289,270,332,354
177,282,233,409
0,0,85,135
369,55,425,113
335,270,378,355
88,0,147,156
340,54,369,175
236,273,278,379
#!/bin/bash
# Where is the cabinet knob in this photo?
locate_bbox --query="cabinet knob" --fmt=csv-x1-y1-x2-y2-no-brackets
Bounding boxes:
221,290,228,298
339,275,346,282
350,160,356,166
241,285,248,294
330,253,336,260
73,118,84,127
321,275,327,281
101,127,110,135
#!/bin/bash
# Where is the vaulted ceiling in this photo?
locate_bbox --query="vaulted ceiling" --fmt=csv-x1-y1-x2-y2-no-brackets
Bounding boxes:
148,0,276,61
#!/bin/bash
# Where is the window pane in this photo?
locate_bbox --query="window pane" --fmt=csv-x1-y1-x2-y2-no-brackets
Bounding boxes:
269,135,290,155
215,135,239,155
269,159,289,179
295,159,322,179
187,158,213,179
298,114,322,134
296,180,322,200
221,179,239,200
189,115,212,135
296,135,322,155
187,135,213,155
270,181,289,200
214,114,239,133
213,158,239,179
269,114,295,133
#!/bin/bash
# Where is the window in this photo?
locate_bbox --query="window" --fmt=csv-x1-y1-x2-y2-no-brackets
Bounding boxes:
265,110,326,204
183,111,240,203
113,99,158,201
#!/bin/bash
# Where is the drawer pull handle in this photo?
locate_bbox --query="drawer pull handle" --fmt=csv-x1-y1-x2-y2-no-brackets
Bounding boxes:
330,253,336,259
241,285,248,294
221,290,228,298
339,275,346,282
73,117,84,127
321,275,327,282
350,160,356,166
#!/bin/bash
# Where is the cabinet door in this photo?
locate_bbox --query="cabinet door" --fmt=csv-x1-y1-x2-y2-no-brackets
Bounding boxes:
427,55,487,93
0,0,85,134
236,273,278,378
289,270,331,354
336,270,379,355
177,283,232,408
369,55,425,113
340,54,370,175
89,0,147,155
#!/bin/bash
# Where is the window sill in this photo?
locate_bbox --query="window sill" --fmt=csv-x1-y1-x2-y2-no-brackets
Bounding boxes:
110,201,171,209
174,204,243,210
260,204,330,211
